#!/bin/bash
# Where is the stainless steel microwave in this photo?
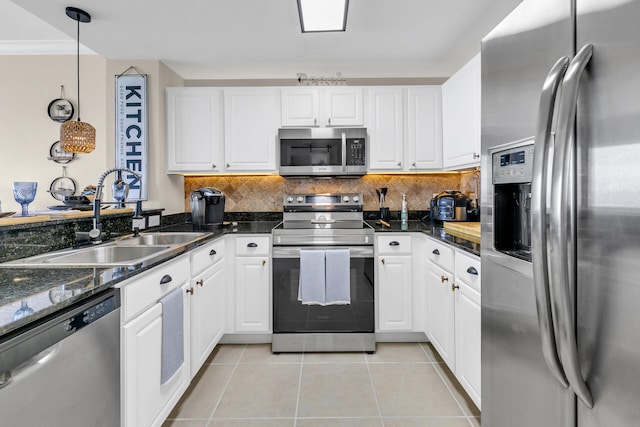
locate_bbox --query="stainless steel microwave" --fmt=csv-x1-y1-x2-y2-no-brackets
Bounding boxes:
278,128,367,177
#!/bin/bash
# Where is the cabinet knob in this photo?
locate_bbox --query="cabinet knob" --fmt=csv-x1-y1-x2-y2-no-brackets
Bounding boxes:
328,118,331,126
473,153,480,159
314,118,317,126
262,259,266,267
212,164,217,169
381,258,385,265
389,241,400,246
466,266,478,276
160,274,172,285
432,249,440,255
226,163,230,168
441,275,448,283
451,283,460,292
186,287,194,295
196,279,204,287
210,249,217,256
412,162,416,167
397,162,402,167
247,242,258,248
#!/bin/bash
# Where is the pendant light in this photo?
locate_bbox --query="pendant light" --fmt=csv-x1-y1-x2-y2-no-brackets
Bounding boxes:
60,7,96,154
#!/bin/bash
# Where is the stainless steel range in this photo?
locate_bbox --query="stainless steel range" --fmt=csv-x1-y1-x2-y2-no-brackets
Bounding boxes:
272,193,375,353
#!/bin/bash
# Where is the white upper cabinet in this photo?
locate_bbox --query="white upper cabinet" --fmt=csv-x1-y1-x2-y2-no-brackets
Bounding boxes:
407,86,443,170
442,53,481,170
367,87,404,170
224,88,280,172
281,87,364,127
166,87,224,174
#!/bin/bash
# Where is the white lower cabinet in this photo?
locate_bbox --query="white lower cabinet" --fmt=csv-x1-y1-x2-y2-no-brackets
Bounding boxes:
121,256,191,427
189,238,227,377
454,277,481,407
426,260,456,367
376,234,413,331
233,235,271,333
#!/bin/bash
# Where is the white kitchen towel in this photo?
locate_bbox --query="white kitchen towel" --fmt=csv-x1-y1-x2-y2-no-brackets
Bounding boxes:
325,248,351,305
160,287,184,384
298,249,326,305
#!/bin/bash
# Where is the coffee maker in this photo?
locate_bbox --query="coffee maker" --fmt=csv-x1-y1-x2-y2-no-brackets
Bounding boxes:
190,188,225,231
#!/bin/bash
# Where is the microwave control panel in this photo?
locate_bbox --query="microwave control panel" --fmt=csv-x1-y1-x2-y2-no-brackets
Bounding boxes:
492,142,534,184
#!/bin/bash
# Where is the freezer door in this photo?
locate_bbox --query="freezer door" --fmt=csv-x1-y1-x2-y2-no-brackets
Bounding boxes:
481,0,576,425
576,0,640,425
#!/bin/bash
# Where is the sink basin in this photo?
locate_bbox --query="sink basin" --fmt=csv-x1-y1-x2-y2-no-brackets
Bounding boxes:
42,245,172,266
118,232,207,246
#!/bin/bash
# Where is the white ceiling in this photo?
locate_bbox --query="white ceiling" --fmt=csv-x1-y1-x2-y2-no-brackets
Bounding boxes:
1,0,523,80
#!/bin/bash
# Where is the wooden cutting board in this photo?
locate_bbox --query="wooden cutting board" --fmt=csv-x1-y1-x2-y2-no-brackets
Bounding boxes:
0,208,134,226
0,215,51,225
443,221,481,243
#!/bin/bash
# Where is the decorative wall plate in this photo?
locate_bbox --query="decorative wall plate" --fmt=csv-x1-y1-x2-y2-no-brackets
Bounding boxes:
48,141,75,164
47,98,74,123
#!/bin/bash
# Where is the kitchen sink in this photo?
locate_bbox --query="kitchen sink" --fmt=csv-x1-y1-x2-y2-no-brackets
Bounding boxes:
0,231,211,268
118,232,208,246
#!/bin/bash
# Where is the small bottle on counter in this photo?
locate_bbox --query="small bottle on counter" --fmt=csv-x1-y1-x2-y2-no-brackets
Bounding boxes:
401,193,408,230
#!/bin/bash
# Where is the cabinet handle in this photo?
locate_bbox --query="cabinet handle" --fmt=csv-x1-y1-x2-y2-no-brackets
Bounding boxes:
389,241,400,246
196,279,204,287
441,275,448,283
226,163,230,168
247,242,258,248
212,164,217,169
160,274,172,285
466,266,479,276
451,283,460,292
328,117,331,126
262,259,266,267
381,258,385,265
314,118,317,126
473,153,480,159
210,249,217,256
186,287,194,295
412,162,416,167
397,162,402,167
432,249,440,255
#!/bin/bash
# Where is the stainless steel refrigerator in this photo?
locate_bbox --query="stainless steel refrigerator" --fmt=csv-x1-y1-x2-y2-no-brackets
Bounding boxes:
481,0,640,426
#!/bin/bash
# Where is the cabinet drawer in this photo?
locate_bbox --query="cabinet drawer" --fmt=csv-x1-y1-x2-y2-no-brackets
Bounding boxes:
191,237,225,276
455,250,481,292
235,236,270,256
121,256,189,322
425,238,455,272
377,235,412,254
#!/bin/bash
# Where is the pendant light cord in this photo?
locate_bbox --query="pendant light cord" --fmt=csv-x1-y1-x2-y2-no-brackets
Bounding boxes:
76,17,81,122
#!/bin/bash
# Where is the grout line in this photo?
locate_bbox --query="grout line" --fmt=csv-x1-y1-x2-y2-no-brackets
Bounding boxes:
204,344,247,427
432,360,471,418
364,348,385,426
293,351,305,427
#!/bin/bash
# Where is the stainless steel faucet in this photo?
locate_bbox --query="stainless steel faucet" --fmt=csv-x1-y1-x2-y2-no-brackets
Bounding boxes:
89,167,143,243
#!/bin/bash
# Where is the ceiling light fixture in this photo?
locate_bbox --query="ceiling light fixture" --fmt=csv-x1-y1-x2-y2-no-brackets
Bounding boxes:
297,0,349,33
60,7,96,154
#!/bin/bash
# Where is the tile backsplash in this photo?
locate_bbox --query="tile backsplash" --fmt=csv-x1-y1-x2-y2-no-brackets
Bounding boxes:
184,172,480,213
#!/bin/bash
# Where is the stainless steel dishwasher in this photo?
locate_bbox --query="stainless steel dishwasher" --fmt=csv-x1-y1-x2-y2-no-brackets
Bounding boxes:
0,288,120,427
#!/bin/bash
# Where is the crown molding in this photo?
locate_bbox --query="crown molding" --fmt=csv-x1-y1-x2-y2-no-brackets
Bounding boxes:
0,40,95,55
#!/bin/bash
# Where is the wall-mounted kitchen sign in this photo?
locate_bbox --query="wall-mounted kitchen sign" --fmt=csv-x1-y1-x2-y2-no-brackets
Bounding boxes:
115,68,147,200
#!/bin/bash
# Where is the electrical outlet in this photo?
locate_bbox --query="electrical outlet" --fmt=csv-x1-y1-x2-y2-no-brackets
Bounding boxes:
148,215,161,227
132,218,145,230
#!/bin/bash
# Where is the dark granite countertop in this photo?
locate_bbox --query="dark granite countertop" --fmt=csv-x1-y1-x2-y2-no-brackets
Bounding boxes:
0,218,477,340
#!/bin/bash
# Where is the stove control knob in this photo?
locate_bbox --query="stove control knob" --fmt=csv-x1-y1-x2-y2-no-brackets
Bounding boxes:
296,196,304,203
286,196,294,203
343,195,350,202
352,195,360,202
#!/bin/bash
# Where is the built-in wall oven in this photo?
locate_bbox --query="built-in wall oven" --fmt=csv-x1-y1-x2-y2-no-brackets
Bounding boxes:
272,193,375,353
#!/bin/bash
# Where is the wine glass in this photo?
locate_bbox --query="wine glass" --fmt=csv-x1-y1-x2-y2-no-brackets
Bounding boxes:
12,181,37,216
13,300,35,321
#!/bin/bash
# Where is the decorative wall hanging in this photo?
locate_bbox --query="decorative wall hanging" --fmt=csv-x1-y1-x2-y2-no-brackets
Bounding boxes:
48,140,76,163
47,166,77,201
115,66,148,200
47,86,74,123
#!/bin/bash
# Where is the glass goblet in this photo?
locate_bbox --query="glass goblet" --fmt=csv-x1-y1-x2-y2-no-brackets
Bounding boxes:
12,181,37,216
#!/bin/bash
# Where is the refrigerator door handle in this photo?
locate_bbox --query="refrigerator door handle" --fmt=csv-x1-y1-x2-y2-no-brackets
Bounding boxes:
532,56,571,389
550,43,594,409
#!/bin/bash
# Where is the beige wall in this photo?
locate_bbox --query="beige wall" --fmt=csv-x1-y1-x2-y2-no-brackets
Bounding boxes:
0,55,107,212
0,55,187,215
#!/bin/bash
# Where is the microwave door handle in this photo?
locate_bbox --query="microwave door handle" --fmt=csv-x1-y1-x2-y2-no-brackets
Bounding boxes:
341,132,347,172
550,44,594,409
532,56,570,389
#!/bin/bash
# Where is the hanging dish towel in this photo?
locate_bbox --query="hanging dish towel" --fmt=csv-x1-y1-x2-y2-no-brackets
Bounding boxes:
298,249,326,305
325,248,351,305
160,287,184,384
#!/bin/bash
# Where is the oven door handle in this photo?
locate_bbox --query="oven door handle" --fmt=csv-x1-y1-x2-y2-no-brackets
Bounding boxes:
310,219,337,224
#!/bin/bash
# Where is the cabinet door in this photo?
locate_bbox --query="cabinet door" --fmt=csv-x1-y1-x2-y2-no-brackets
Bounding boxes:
281,88,320,126
454,279,481,408
122,283,190,427
166,88,223,173
377,255,413,331
224,89,280,171
426,261,455,368
442,54,481,169
406,86,443,170
367,87,404,171
235,256,270,332
324,87,364,126
190,260,225,377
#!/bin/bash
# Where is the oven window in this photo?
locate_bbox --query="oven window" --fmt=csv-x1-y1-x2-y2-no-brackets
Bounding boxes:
273,257,374,333
280,139,341,167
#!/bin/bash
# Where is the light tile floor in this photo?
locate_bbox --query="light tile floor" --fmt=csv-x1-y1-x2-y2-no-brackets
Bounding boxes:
163,342,481,427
